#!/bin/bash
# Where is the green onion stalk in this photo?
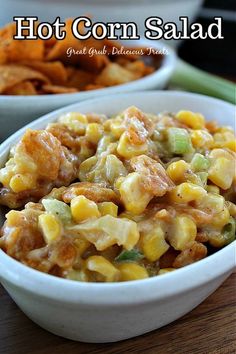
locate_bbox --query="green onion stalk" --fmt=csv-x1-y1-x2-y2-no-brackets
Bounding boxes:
170,59,236,104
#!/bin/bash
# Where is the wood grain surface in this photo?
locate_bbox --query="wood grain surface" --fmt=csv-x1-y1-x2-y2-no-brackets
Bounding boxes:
0,272,235,354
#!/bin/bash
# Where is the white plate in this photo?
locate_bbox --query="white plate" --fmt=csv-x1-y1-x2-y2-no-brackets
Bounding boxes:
0,39,176,140
0,91,235,343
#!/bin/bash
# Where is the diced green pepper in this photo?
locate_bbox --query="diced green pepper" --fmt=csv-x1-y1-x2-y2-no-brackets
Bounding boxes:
191,153,210,172
209,217,236,247
197,172,208,188
115,249,144,262
222,217,236,245
167,127,193,154
42,199,72,224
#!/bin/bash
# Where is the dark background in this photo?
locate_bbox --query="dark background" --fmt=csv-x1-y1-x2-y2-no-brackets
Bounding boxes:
179,0,236,79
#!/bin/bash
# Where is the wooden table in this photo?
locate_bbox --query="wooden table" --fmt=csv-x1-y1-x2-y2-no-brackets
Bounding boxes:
0,272,235,354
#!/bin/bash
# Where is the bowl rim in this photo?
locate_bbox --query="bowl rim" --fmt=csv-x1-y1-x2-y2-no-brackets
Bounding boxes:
1,90,235,151
0,242,235,305
0,90,235,306
0,38,176,103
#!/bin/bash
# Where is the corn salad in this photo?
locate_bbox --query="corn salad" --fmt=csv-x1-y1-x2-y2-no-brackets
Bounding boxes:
0,107,235,282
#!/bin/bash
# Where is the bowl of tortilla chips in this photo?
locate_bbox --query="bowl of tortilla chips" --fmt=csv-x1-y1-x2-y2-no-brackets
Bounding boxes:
0,20,176,140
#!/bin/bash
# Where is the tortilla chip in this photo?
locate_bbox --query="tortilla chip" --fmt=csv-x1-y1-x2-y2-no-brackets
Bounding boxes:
5,80,37,95
104,39,139,60
125,60,146,73
0,23,15,39
66,67,95,90
20,61,68,85
0,22,45,62
46,18,84,64
4,39,44,62
95,63,138,86
143,65,156,76
113,57,132,67
0,45,7,64
47,20,109,71
1,26,44,62
0,65,49,93
105,39,163,62
75,38,110,72
104,39,122,53
43,34,57,48
42,84,78,94
125,60,155,77
0,23,12,63
76,52,109,73
85,83,105,91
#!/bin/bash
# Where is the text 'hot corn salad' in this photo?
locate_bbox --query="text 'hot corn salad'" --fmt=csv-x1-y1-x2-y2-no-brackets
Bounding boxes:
0,107,235,282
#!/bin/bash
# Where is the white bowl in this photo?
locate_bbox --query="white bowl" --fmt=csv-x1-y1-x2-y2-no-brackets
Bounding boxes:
0,39,176,141
0,91,235,343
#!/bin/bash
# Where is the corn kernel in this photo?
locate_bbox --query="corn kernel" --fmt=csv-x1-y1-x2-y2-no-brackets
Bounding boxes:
190,130,214,149
114,176,125,190
39,213,62,244
85,123,103,144
169,182,207,204
59,112,88,134
223,140,236,151
117,262,149,281
117,132,147,159
110,118,125,139
118,172,152,214
227,201,236,217
211,206,230,229
208,157,234,190
210,148,234,159
169,216,197,251
9,173,36,193
79,139,94,160
141,226,169,261
176,110,205,129
209,149,235,184
167,160,189,183
206,185,220,194
213,132,236,151
118,211,136,220
5,210,21,226
79,156,97,181
74,238,90,256
208,233,226,248
71,195,101,223
199,193,225,213
158,268,175,275
14,153,37,174
155,209,171,221
98,202,118,217
0,167,14,186
86,255,120,282
217,126,234,134
103,119,112,131
66,269,89,282
5,157,15,167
